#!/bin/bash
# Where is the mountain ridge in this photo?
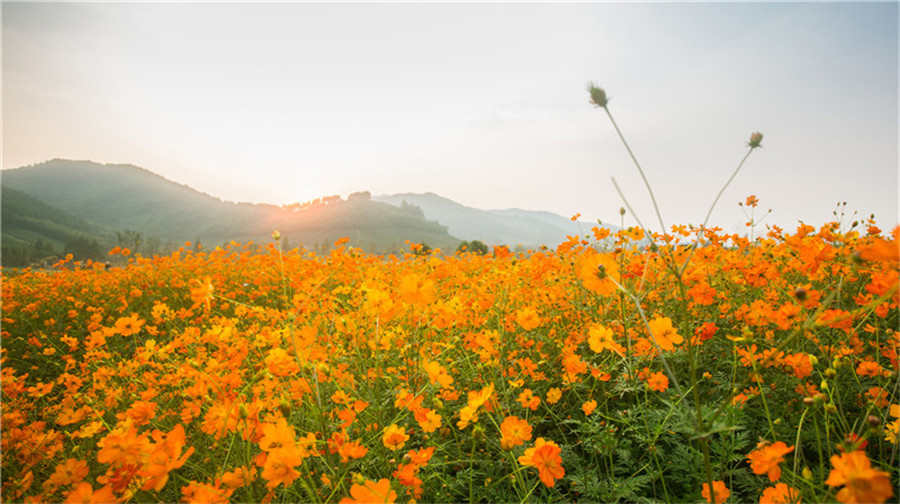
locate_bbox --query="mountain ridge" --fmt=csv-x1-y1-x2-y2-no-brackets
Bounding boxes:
2,159,615,266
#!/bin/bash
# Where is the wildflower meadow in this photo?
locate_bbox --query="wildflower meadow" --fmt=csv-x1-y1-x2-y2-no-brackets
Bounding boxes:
2,87,898,503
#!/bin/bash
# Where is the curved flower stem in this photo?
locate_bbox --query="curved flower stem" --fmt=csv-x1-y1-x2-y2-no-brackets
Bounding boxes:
604,107,666,235
678,147,756,277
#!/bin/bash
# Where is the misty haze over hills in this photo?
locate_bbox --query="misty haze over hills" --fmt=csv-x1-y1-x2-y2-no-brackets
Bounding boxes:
373,192,608,249
1,160,616,266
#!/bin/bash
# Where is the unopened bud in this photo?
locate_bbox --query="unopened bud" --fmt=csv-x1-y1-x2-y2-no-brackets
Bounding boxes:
748,132,763,149
867,415,881,428
272,230,282,241
278,399,291,418
793,288,807,301
824,368,836,378
239,404,249,420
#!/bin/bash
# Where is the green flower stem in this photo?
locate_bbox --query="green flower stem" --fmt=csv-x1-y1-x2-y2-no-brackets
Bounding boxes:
679,147,756,277
604,107,667,235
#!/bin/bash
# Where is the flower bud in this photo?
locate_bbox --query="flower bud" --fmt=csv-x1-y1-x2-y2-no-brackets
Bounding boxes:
278,398,292,418
473,424,485,442
748,132,763,148
587,83,609,108
271,230,282,241
802,467,813,480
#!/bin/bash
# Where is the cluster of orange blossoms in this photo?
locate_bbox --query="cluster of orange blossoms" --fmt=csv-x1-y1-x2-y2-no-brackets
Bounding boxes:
1,220,897,502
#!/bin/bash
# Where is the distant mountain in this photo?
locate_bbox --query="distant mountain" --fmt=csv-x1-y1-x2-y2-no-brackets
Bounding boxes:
1,185,110,265
1,160,460,265
373,192,615,249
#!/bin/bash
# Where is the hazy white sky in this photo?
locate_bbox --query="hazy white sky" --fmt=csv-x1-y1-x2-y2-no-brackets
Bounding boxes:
3,1,898,233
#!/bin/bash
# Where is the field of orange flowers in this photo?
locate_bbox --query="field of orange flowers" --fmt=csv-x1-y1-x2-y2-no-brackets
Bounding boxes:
2,218,898,503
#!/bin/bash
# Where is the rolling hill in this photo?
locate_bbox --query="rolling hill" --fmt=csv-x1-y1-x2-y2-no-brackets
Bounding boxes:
1,160,460,265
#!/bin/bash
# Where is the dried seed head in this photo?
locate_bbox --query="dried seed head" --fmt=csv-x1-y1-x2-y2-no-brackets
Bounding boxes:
587,83,609,108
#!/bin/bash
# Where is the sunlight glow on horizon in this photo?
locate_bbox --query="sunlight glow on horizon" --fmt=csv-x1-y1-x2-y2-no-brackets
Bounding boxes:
2,2,897,233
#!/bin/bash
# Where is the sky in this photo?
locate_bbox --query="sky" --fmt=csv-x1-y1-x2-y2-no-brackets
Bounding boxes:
2,1,898,234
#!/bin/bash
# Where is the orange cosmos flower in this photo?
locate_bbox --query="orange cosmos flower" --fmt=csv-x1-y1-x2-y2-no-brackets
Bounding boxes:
702,480,730,504
96,424,153,467
582,400,597,416
515,307,542,331
423,360,454,388
340,478,397,504
587,323,625,355
265,348,301,377
48,458,90,487
414,408,441,433
747,441,794,482
113,314,144,337
760,483,802,504
576,250,620,297
825,450,894,504
180,481,234,504
382,424,409,451
516,388,540,410
188,277,215,311
139,424,195,491
125,400,157,427
646,315,684,352
406,446,436,467
64,482,117,504
499,416,533,451
546,387,562,404
136,425,190,490
221,466,254,489
259,417,298,454
855,360,883,377
261,450,303,490
857,237,900,263
398,273,435,306
337,439,369,463
518,438,565,488
647,371,669,392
